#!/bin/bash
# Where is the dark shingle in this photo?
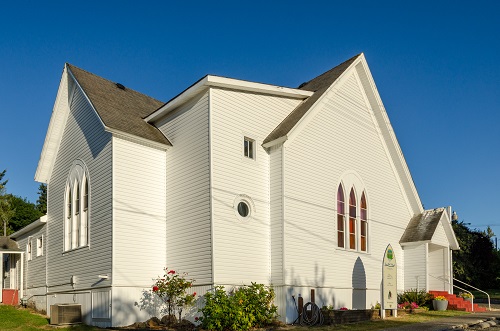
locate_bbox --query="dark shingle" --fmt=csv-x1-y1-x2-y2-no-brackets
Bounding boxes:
0,236,20,251
263,54,362,145
67,64,171,146
400,208,445,244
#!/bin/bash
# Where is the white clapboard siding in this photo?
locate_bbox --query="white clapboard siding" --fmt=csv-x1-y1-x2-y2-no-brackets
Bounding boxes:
15,225,47,295
112,136,167,286
46,84,113,292
431,220,449,247
210,88,301,285
155,91,212,284
403,245,427,290
283,70,411,296
428,244,447,290
270,146,284,285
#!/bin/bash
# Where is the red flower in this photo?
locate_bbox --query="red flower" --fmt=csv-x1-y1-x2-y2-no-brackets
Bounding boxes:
168,270,176,275
193,292,197,296
194,317,199,321
152,286,159,292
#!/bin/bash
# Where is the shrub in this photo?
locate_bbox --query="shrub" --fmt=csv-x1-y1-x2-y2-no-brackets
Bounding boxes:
152,268,195,321
398,289,434,308
198,283,278,331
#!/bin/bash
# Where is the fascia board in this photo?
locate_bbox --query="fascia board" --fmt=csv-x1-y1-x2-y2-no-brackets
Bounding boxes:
357,56,423,213
438,210,460,250
262,135,288,148
10,215,47,239
283,57,360,146
35,67,70,183
145,75,312,123
107,128,170,151
206,76,313,99
400,240,431,247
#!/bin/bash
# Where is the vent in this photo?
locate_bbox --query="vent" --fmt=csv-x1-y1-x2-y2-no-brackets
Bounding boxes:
115,83,126,90
50,304,82,325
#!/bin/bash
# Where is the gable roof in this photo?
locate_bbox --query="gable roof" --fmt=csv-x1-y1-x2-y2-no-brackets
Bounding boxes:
263,53,361,145
67,64,171,146
400,208,459,250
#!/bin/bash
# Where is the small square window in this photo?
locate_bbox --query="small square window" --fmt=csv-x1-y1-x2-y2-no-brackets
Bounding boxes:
244,137,255,159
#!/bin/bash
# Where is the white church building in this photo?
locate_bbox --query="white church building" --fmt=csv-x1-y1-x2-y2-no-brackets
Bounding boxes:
1,53,459,327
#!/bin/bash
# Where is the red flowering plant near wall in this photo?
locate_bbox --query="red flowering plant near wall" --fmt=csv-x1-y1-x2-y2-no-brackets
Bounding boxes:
152,268,196,321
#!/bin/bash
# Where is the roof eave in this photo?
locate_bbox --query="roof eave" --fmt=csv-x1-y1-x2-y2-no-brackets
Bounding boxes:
10,215,47,239
145,75,312,123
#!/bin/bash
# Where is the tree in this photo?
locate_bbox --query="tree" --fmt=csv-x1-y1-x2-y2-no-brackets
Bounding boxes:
0,169,14,236
452,220,500,289
36,183,47,214
7,195,43,233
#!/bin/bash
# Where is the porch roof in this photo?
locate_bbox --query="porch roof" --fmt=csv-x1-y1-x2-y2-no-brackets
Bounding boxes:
0,236,22,252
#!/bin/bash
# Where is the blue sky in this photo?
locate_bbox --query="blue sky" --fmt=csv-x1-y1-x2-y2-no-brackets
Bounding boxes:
1,1,498,234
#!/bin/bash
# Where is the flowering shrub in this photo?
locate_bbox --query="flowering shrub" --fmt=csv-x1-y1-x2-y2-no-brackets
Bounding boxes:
398,289,434,308
434,295,447,301
198,283,278,331
459,292,473,299
398,302,419,310
152,268,196,321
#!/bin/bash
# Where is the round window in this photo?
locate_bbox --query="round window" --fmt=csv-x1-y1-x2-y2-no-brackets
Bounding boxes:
237,201,250,218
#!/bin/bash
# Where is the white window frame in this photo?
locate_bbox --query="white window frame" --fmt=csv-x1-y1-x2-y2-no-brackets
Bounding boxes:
36,236,43,257
27,240,32,261
243,136,256,160
64,160,90,252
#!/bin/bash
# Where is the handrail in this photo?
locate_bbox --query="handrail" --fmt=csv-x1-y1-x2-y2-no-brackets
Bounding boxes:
428,274,476,311
453,278,491,311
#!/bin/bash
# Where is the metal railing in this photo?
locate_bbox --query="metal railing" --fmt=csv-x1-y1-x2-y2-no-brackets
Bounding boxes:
453,277,491,311
428,274,491,311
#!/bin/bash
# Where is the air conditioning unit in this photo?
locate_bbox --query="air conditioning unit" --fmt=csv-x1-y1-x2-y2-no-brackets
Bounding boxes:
50,304,82,325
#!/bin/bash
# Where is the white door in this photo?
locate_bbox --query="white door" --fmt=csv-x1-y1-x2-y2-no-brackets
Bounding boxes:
9,255,18,289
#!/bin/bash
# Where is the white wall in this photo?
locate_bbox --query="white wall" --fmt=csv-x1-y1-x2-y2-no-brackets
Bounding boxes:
282,69,412,307
428,244,447,291
403,244,427,290
210,88,300,285
155,91,212,284
112,136,167,287
46,80,113,295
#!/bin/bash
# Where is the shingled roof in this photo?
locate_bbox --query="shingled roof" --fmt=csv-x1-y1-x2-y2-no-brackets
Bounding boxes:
67,64,171,146
263,53,362,145
400,208,445,244
0,236,21,251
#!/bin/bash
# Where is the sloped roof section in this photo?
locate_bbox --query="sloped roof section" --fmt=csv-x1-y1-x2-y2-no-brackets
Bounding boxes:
263,53,362,145
0,236,21,251
400,208,445,243
67,64,171,146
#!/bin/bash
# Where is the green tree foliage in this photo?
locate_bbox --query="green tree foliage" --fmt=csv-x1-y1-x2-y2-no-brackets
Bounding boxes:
0,169,14,236
452,220,500,289
36,183,47,214
7,194,43,233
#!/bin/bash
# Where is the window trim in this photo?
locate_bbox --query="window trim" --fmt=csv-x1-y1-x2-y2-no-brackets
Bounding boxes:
64,160,90,252
243,136,256,160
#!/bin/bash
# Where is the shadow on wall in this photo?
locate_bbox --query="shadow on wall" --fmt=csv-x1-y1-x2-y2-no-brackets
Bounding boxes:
352,256,366,309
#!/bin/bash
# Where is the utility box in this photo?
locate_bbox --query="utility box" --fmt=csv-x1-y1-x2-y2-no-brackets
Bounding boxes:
50,304,82,325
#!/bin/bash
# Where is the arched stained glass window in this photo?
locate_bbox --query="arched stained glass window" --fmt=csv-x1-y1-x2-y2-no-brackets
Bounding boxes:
337,184,345,248
360,192,367,252
349,188,356,250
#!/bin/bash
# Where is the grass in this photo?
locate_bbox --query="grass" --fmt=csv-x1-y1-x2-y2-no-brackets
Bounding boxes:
0,305,100,331
0,305,471,331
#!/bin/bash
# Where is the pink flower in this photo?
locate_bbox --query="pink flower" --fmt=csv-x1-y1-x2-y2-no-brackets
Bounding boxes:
152,286,159,292
168,270,176,275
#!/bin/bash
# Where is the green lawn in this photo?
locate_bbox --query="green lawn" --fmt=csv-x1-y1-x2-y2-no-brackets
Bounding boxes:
0,305,100,331
0,304,471,331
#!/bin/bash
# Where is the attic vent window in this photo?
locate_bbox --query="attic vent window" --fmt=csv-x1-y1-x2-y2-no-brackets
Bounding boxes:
115,83,126,90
